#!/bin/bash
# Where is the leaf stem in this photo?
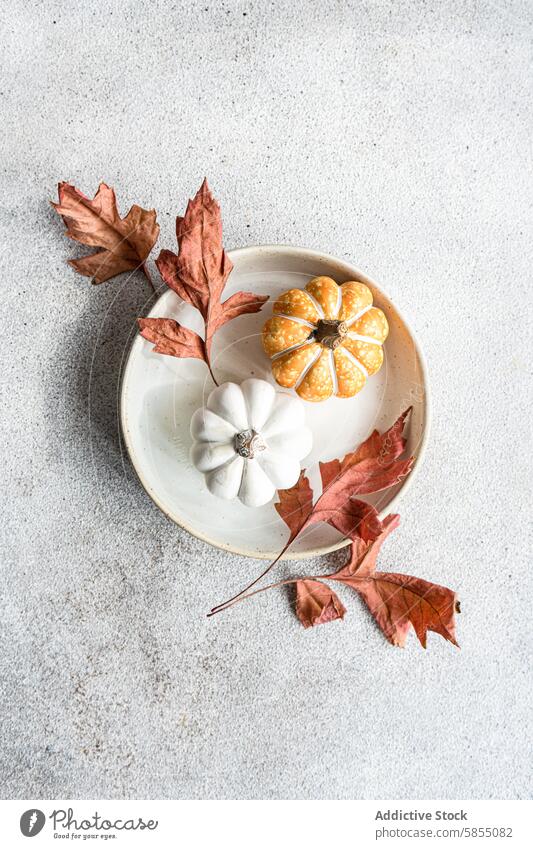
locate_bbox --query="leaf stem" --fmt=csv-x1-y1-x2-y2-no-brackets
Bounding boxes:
208,570,354,617
206,360,219,387
202,341,219,387
209,538,294,613
208,574,315,617
141,262,157,295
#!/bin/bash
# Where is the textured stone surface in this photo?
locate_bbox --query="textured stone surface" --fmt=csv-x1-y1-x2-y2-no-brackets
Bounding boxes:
0,0,531,799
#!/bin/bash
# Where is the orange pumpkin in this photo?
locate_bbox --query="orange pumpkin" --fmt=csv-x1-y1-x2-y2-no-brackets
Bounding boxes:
262,276,388,402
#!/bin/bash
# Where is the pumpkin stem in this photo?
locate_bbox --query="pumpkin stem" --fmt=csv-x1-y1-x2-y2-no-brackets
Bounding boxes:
314,319,347,349
234,429,266,459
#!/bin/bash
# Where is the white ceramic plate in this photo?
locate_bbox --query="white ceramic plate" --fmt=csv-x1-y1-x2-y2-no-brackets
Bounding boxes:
120,245,430,560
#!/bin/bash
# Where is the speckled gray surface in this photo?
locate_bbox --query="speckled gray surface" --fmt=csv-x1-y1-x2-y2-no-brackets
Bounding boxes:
1,0,531,800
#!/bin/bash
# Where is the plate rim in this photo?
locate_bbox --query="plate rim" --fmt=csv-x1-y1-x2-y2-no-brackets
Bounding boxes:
120,244,432,560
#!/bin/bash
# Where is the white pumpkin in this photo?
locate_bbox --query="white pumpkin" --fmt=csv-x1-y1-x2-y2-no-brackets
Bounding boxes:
190,378,313,507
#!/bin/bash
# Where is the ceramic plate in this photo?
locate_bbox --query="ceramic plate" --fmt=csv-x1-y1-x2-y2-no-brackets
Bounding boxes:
120,245,430,559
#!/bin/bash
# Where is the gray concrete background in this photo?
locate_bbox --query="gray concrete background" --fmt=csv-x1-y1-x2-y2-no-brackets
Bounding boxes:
1,1,531,799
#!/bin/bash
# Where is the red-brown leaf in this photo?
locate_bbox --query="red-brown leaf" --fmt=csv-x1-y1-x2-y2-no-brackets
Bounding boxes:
275,413,412,553
153,180,268,357
352,406,412,464
343,572,459,648
174,179,232,311
274,472,314,545
318,455,413,498
327,519,459,646
309,410,412,540
137,318,205,361
319,408,412,490
309,497,386,542
154,180,231,314
295,580,346,629
208,291,270,340
52,182,159,284
213,451,458,649
335,514,400,579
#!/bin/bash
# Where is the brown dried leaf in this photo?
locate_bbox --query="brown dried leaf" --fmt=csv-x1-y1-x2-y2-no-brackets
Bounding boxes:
319,408,412,490
295,580,346,629
137,318,205,360
309,497,386,543
344,572,459,648
52,182,159,284
274,471,314,547
276,412,413,548
208,290,270,339
153,180,268,357
330,520,459,647
310,410,412,539
213,417,458,650
335,514,400,579
160,180,232,314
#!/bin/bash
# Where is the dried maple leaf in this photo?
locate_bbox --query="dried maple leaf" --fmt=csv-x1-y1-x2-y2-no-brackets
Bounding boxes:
212,411,413,615
141,180,268,380
273,471,314,547
210,412,459,649
275,474,385,550
274,409,413,546
213,513,459,648
156,180,232,322
335,514,400,579
319,408,412,490
318,408,413,498
52,182,159,284
329,520,459,647
346,572,459,647
137,318,205,360
295,580,346,629
211,513,459,648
